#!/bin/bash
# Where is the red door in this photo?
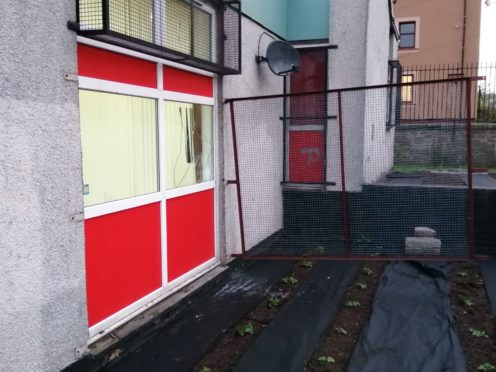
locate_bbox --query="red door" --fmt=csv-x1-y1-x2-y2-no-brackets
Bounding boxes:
288,49,327,183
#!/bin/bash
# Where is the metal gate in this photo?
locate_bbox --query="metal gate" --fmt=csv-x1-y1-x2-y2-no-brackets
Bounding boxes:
226,78,477,260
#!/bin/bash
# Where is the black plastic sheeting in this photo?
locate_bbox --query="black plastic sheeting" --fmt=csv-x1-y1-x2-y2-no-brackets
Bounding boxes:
479,257,496,315
233,261,361,372
103,260,294,372
348,261,467,372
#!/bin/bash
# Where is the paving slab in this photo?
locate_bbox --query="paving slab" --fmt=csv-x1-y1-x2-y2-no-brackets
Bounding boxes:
233,261,361,372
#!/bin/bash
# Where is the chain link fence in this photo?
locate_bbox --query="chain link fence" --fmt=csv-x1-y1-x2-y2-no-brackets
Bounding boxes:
226,78,476,260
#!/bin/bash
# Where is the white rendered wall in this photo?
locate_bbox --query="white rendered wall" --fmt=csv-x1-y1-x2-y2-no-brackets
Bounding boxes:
0,2,88,371
329,0,397,189
362,0,397,184
223,16,285,256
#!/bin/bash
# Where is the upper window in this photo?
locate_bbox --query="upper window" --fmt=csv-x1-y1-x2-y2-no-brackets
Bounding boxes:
165,0,213,61
399,21,416,49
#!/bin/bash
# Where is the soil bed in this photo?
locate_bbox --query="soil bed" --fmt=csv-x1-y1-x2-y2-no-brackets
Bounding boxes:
450,261,496,371
306,261,387,372
193,261,315,372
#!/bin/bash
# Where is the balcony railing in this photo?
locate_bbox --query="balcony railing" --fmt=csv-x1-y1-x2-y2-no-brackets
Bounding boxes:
69,0,241,75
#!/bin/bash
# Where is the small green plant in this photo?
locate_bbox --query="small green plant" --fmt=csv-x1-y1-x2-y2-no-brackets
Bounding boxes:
317,355,335,365
362,267,373,275
298,260,313,268
282,276,298,285
335,326,348,335
356,282,367,289
199,367,212,372
457,271,468,277
478,362,496,371
345,300,361,308
469,328,489,338
237,322,254,336
462,298,474,307
267,296,281,309
357,233,372,244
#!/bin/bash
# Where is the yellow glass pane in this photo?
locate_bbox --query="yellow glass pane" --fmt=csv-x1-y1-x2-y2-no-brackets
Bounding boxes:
165,0,192,54
109,0,153,43
79,90,158,206
401,75,413,102
164,101,213,189
193,7,212,61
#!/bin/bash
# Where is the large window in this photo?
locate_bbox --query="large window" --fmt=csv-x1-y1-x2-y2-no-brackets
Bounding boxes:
399,21,416,49
79,91,159,206
164,101,213,189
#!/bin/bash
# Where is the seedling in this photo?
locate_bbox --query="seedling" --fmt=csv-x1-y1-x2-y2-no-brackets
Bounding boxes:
356,282,367,289
298,260,313,268
237,322,254,336
478,363,496,371
267,296,281,309
462,298,474,307
335,326,348,335
457,271,468,277
345,300,361,308
317,355,335,365
282,276,298,285
469,328,489,338
362,267,373,275
199,367,212,372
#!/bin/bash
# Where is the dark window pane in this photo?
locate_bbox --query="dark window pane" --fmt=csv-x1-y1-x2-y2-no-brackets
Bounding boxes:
400,34,415,48
400,22,415,34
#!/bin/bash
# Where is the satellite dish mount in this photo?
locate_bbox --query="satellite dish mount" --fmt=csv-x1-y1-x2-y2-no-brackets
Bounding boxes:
256,39,300,76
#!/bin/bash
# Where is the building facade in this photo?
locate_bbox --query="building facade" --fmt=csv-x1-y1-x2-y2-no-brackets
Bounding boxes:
0,1,397,370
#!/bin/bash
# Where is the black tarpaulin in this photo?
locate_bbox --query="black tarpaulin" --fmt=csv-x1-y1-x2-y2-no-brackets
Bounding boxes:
348,261,466,372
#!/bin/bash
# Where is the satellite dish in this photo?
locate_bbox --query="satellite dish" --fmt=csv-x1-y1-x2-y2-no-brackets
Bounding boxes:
256,40,300,76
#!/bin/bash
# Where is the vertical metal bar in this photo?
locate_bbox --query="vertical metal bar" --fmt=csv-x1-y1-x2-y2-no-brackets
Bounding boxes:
102,0,110,32
337,91,351,257
465,78,475,258
229,101,247,255
76,0,80,25
283,76,287,183
190,1,194,56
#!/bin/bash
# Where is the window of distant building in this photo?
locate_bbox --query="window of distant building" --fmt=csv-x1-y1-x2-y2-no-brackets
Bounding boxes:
401,74,414,102
399,21,416,49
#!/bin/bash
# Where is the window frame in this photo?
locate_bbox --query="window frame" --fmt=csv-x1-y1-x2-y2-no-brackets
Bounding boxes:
401,73,415,103
397,17,420,50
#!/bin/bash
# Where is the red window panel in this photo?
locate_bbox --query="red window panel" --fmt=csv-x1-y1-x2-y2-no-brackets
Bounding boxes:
289,131,325,183
84,203,162,327
77,44,157,88
163,66,213,97
166,189,215,282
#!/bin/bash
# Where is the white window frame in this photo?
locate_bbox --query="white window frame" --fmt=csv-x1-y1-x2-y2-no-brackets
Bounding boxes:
78,37,219,340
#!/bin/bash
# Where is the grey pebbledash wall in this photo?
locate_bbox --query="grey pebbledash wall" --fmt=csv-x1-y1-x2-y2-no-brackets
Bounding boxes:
394,123,496,169
0,2,88,371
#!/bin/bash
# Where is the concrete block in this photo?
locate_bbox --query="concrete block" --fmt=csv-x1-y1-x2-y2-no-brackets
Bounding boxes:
414,227,437,238
405,237,442,256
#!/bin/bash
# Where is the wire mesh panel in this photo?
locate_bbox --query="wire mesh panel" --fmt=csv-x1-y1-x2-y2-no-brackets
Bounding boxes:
227,78,475,260
72,0,241,74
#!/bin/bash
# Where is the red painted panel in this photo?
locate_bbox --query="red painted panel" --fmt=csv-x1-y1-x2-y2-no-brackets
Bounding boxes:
290,49,327,126
77,44,157,88
289,131,325,183
163,66,213,97
167,189,215,281
85,203,162,326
